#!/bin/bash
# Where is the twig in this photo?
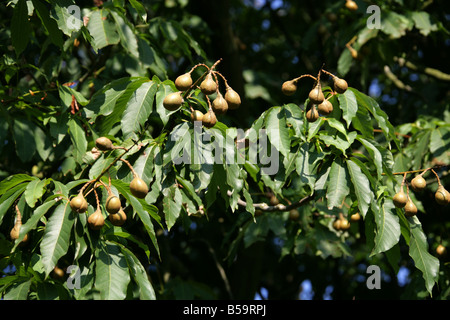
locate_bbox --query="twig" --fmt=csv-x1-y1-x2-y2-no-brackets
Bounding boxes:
227,190,314,212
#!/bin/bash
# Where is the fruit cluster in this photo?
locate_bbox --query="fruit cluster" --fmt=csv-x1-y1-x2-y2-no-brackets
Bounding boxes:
163,59,241,128
393,168,449,216
69,137,149,231
281,69,348,122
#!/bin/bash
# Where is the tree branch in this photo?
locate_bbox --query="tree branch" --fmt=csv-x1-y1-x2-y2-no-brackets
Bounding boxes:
227,190,314,212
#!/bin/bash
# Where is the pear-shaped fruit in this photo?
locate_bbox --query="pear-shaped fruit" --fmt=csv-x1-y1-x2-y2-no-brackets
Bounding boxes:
317,100,333,115
281,80,297,96
10,209,29,244
200,73,217,95
350,212,361,222
224,87,241,110
333,77,348,94
130,176,148,199
289,209,300,221
96,137,114,151
306,106,319,122
404,198,418,217
175,73,193,91
393,191,408,208
70,192,88,213
308,84,324,104
435,186,450,205
339,218,351,230
436,244,447,256
191,110,204,122
333,219,342,231
105,194,121,214
88,208,105,230
202,110,217,128
345,0,358,11
411,175,426,192
163,92,183,111
212,92,228,115
109,208,127,226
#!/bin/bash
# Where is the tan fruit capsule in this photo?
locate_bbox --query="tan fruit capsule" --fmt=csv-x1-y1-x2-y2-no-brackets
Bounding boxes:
306,106,319,122
411,175,426,192
350,212,361,222
345,0,358,11
333,77,348,94
333,219,342,231
105,194,121,214
404,198,418,217
109,208,127,226
70,192,88,213
224,87,241,110
436,244,447,257
281,80,297,96
88,208,105,230
191,110,204,122
435,186,450,205
308,84,324,104
130,176,148,199
200,73,217,95
163,92,183,111
96,137,114,151
212,92,228,115
340,218,351,230
317,100,333,115
175,73,193,91
10,206,29,244
393,191,408,208
289,209,300,221
202,110,217,128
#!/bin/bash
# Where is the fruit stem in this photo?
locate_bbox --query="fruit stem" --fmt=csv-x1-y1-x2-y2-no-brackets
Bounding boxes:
120,158,138,177
430,168,442,187
292,74,317,83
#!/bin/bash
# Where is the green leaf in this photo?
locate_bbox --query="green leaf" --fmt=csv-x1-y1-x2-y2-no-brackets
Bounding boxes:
87,9,120,51
24,178,48,208
68,119,88,163
338,89,358,129
381,11,413,38
121,80,158,140
408,216,439,296
13,196,61,252
346,158,373,217
32,0,63,47
40,203,75,276
409,11,437,36
50,0,82,36
13,117,37,162
163,185,183,231
3,279,32,300
121,246,156,300
264,106,290,158
370,199,401,256
351,88,399,148
0,174,33,195
110,11,139,59
326,157,350,210
11,0,31,56
85,77,132,120
94,241,131,300
0,183,28,225
429,126,450,164
357,137,383,180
